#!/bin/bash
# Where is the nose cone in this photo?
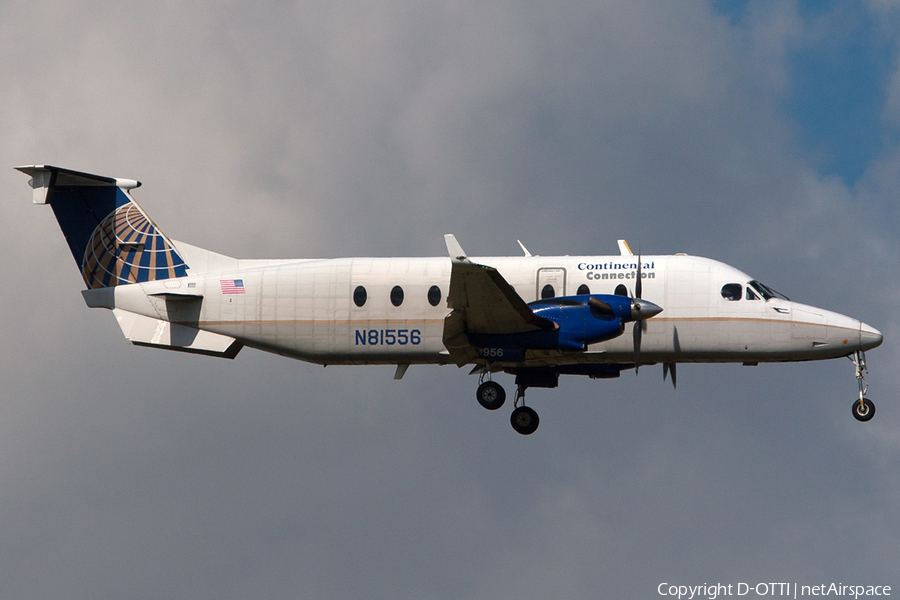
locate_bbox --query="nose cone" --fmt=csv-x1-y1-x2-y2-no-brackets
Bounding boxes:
631,299,663,321
860,322,883,351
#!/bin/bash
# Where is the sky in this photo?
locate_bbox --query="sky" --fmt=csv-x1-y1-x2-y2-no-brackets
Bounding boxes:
1,0,900,598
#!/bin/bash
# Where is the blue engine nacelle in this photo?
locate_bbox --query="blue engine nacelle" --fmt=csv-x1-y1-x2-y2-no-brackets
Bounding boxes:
468,294,633,355
529,295,631,350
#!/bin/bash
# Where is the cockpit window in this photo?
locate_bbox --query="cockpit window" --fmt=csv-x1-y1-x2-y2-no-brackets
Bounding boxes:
746,286,759,300
749,280,789,301
721,283,742,301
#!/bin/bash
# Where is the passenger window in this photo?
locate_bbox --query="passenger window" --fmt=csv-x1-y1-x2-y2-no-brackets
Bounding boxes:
576,284,590,295
615,284,627,296
427,285,441,307
746,286,759,300
353,285,367,307
721,283,741,301
390,285,404,307
541,284,555,299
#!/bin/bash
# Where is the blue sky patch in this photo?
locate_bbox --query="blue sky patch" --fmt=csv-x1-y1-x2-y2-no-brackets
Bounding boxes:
715,0,897,186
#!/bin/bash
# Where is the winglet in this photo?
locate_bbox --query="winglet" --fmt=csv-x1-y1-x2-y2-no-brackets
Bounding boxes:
617,240,633,256
444,234,470,263
517,240,533,257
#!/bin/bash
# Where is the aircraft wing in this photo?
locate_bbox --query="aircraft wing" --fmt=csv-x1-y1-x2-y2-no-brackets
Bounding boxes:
442,235,555,365
447,262,555,334
444,234,554,334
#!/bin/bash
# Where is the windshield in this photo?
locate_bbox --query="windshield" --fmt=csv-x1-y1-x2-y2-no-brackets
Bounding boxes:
749,280,789,301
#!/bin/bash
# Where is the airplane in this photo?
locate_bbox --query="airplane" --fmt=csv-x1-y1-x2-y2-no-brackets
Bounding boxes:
18,165,884,435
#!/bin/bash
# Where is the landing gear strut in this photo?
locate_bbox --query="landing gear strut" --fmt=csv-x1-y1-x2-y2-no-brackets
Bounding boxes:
850,350,875,422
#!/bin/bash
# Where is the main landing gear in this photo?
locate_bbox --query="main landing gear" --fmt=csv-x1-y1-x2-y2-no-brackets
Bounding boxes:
850,350,875,422
476,380,505,410
475,373,539,435
510,385,539,435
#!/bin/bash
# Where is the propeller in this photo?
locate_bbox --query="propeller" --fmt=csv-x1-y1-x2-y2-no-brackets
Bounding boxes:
630,252,663,374
633,253,643,373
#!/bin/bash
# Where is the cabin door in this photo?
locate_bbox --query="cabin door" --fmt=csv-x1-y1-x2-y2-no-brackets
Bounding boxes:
536,268,566,300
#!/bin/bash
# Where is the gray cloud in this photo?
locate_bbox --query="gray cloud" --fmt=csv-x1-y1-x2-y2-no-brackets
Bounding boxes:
1,1,898,598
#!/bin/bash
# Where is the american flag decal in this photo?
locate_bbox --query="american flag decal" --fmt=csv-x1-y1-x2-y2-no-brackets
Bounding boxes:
220,279,246,294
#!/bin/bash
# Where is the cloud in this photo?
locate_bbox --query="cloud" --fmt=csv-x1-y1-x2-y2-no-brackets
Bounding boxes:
1,1,899,598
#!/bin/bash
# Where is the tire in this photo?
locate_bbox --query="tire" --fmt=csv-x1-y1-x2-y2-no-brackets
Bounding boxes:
476,381,506,410
852,398,875,422
510,406,539,435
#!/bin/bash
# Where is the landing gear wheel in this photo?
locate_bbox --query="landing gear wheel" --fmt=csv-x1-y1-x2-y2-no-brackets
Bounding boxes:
476,381,506,410
510,406,539,435
852,398,875,422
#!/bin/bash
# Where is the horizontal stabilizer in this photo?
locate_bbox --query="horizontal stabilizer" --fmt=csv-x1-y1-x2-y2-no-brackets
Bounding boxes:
146,290,204,300
16,164,139,204
112,309,242,359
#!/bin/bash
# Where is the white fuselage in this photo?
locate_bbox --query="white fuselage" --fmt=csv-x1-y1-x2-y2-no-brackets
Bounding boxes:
106,252,881,368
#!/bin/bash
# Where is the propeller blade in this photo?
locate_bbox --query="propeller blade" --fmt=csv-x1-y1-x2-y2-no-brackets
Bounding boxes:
629,249,659,377
663,362,677,389
635,251,642,299
633,321,642,374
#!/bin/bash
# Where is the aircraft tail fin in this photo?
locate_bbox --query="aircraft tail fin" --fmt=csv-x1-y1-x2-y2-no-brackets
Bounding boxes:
17,165,189,289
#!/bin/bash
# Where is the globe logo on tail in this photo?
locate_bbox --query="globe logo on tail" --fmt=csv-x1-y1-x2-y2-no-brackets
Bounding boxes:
82,201,187,289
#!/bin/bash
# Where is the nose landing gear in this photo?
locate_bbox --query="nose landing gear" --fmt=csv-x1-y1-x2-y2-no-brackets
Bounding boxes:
850,350,875,422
